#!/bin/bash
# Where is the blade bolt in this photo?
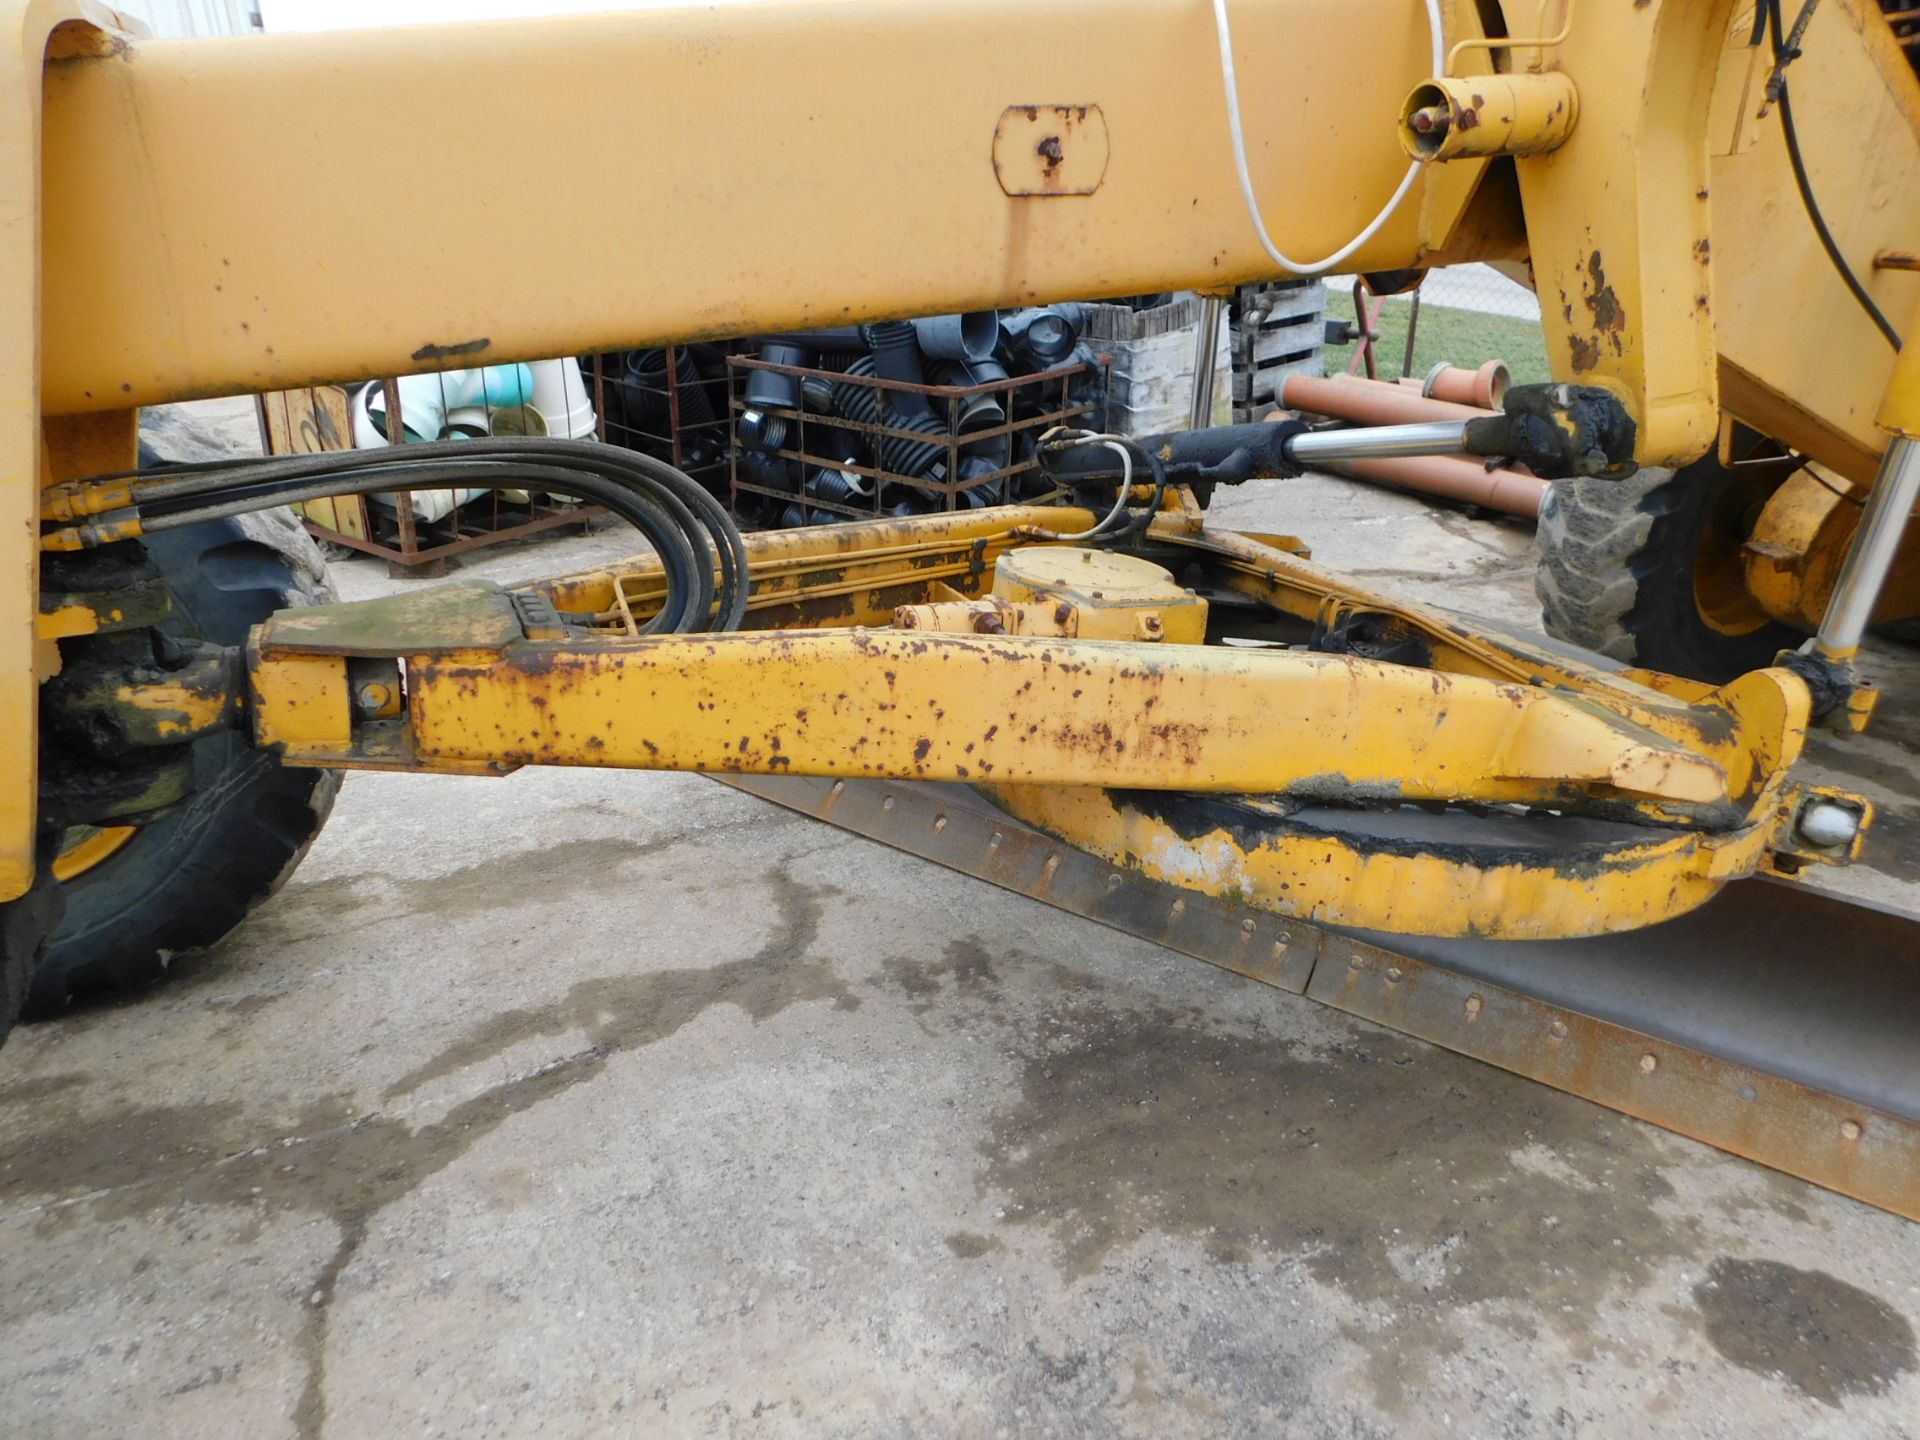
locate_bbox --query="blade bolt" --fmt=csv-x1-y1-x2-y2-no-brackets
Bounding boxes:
1795,797,1862,850
1639,1054,1658,1074
1840,1119,1863,1141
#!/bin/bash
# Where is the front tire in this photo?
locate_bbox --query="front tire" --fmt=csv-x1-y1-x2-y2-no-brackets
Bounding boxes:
26,509,340,1016
1536,455,1799,684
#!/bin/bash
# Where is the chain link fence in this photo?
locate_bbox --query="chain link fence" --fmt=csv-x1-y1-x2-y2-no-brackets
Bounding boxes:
1321,264,1549,387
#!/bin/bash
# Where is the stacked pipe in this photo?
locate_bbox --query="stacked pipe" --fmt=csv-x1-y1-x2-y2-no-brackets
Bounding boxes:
589,344,730,483
735,304,1094,526
1275,373,1547,519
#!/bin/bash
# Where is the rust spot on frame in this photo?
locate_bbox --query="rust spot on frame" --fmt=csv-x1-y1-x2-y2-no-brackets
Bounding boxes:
411,338,492,363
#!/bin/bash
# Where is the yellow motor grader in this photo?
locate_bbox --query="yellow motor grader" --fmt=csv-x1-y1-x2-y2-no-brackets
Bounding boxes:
6,0,1920,1211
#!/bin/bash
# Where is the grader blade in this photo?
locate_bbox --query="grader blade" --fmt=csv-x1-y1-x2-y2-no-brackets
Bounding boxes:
717,772,1920,1222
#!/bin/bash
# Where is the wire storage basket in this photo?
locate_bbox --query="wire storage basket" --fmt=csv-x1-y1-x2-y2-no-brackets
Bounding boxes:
257,369,609,576
724,351,1106,527
580,344,745,500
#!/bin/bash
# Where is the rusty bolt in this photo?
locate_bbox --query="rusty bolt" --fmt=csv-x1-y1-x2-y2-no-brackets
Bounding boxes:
1408,104,1450,136
971,611,1007,636
351,680,394,716
1135,613,1164,641
1385,966,1403,984
1841,1119,1863,1141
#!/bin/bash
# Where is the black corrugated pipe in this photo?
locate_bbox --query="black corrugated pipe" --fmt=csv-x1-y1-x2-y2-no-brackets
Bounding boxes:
1000,306,1083,372
936,359,1010,437
760,313,997,362
884,486,932,518
831,356,946,480
763,326,867,350
740,341,813,451
913,312,999,362
628,348,719,430
860,320,935,420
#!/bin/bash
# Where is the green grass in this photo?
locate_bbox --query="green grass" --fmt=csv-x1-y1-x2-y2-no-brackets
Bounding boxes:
1321,299,1550,388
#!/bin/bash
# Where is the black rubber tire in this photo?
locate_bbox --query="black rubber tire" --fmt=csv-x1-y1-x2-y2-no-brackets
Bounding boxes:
0,856,63,1047
1536,458,1799,685
25,508,340,1016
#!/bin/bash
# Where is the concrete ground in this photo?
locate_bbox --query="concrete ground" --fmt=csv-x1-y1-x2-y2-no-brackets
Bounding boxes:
4,463,1920,1438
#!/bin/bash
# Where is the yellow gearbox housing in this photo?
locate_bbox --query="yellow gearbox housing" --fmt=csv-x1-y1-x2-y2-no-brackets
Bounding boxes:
992,547,1208,645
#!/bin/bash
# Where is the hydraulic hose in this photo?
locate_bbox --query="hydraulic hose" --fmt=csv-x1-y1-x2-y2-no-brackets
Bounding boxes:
124,438,750,634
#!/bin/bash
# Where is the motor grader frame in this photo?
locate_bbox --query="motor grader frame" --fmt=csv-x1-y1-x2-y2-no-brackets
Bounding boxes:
6,1,1920,1102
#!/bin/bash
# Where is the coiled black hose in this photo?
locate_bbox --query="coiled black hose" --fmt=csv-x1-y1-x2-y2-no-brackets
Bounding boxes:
125,438,750,634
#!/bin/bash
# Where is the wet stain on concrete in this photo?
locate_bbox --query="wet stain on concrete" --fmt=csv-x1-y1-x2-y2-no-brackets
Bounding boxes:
0,1098,246,1209
0,865,852,1440
200,990,289,1020
878,937,1005,1016
945,1230,1005,1259
271,833,691,930
384,868,856,1100
0,1072,90,1104
978,1000,1708,1406
1693,1256,1916,1405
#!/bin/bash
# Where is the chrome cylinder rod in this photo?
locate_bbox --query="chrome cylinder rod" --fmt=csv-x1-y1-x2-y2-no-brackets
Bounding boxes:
1189,294,1225,429
1286,419,1472,464
1815,435,1920,656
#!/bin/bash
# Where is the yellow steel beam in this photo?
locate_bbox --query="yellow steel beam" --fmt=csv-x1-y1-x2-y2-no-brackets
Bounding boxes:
1505,0,1736,466
986,779,1785,940
36,0,1454,415
1142,520,1807,809
1712,0,1920,485
1,1,131,902
251,578,1734,809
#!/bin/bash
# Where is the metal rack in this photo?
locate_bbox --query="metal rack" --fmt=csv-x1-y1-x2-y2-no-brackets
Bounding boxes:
581,344,744,500
725,353,1105,525
257,380,606,577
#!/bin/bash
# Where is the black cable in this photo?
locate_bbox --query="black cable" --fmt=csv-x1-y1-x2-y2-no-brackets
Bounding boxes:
129,438,751,633
1758,0,1902,349
1111,446,1170,541
149,461,714,633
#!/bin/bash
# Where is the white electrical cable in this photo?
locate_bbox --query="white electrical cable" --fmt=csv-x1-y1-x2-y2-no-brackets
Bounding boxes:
1211,0,1444,276
1033,430,1140,541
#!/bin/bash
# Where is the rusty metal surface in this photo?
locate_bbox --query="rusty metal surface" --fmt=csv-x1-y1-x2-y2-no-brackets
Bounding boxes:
991,104,1110,196
717,772,1920,1222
